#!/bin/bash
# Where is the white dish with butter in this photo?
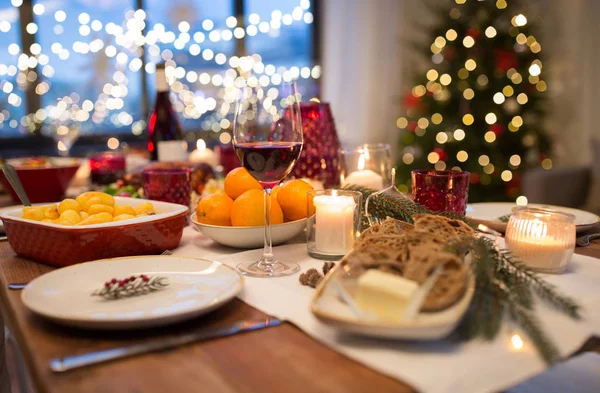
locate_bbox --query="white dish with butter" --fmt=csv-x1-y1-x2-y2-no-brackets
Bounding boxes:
311,258,475,340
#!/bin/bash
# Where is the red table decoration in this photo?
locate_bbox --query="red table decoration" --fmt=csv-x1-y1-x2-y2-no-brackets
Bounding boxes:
289,102,342,188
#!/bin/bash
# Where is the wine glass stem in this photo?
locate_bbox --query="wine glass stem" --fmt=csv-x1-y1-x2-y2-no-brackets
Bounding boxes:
262,188,274,265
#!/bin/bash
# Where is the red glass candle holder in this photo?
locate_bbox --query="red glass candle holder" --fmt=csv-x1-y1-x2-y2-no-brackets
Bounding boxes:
142,166,192,207
411,170,470,215
289,102,342,188
89,153,126,185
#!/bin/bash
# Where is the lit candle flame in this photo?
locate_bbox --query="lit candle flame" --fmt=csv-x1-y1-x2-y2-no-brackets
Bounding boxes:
358,153,365,171
478,224,489,232
196,139,206,152
511,334,524,350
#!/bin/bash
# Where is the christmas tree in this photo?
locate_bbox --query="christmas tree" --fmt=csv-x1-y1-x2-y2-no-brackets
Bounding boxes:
396,0,552,203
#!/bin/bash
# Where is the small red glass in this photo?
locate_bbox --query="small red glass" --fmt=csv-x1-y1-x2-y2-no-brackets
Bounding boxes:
89,153,126,185
411,170,470,215
142,167,192,207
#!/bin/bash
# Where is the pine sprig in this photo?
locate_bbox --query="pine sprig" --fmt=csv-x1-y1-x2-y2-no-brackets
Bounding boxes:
344,184,476,228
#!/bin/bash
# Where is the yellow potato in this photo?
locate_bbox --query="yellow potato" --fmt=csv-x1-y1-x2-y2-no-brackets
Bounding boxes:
58,219,76,226
22,208,45,221
82,195,115,212
59,210,82,224
41,218,54,223
77,212,113,225
113,205,136,216
88,204,114,215
112,214,136,222
75,192,108,207
134,202,155,215
58,199,81,214
80,211,89,220
44,206,60,219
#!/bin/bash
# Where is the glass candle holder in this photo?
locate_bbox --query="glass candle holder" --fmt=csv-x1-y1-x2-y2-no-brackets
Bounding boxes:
142,166,192,208
505,207,576,273
307,190,362,260
411,170,470,214
341,144,392,190
89,153,126,185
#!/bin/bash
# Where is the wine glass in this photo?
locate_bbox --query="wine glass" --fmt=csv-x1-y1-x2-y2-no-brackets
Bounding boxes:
233,81,303,277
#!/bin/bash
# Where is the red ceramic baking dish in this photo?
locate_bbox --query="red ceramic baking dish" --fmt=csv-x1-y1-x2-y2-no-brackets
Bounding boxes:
0,198,188,267
0,157,81,203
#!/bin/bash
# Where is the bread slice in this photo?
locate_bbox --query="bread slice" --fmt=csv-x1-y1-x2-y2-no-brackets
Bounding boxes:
354,235,409,262
380,217,414,234
412,214,458,243
403,245,467,311
343,248,405,275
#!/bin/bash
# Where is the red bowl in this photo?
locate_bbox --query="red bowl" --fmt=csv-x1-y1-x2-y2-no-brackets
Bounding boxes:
0,157,81,203
0,198,188,267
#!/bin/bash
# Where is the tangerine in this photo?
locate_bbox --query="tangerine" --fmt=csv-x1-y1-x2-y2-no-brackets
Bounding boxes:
195,194,234,226
277,179,315,221
231,189,284,226
224,167,262,200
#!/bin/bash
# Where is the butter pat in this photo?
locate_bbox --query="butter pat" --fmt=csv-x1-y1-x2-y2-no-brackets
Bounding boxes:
356,270,419,322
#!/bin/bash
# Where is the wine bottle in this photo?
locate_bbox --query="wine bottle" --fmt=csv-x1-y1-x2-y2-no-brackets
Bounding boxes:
148,63,187,161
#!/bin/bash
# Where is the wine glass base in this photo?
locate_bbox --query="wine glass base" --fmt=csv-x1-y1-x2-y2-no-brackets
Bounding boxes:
236,259,300,278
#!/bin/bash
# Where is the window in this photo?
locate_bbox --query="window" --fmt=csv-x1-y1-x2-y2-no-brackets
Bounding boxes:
0,0,25,138
0,0,321,153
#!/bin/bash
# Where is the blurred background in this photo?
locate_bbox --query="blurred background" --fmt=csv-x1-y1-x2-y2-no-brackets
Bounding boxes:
0,0,599,208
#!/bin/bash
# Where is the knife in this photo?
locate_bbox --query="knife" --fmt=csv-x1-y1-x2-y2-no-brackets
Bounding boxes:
50,318,281,372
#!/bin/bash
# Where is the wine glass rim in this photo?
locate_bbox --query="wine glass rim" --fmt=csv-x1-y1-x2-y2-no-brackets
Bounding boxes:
411,169,470,177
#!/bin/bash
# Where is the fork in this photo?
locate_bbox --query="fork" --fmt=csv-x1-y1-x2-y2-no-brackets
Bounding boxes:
7,250,174,290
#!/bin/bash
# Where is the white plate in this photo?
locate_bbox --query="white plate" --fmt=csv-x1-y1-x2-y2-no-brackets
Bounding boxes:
466,202,600,233
21,255,243,330
190,213,306,249
311,259,475,340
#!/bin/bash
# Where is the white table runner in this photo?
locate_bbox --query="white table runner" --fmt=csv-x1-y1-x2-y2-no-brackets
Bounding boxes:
174,228,600,393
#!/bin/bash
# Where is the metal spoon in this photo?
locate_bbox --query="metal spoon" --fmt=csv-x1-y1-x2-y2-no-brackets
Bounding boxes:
2,164,31,206
576,233,600,247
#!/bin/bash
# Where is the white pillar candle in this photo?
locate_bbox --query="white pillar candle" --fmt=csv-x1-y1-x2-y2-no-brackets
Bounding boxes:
189,139,219,167
313,191,356,255
342,152,384,189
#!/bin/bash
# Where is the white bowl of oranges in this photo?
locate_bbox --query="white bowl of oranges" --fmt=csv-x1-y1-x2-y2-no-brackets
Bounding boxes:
191,168,315,249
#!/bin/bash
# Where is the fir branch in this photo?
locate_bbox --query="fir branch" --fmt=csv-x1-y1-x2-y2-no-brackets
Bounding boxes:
344,184,476,228
498,215,510,223
507,303,561,364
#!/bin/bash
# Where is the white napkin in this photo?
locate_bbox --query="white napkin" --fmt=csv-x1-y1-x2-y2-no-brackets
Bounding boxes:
173,228,600,393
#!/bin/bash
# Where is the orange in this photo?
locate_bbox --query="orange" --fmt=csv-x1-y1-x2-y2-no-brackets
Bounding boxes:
195,194,234,226
224,167,262,200
277,179,315,222
231,189,284,226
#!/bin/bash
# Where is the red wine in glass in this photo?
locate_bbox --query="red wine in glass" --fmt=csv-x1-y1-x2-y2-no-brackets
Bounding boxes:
234,142,303,189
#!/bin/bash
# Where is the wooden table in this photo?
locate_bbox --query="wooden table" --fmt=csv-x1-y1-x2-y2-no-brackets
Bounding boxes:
0,231,599,393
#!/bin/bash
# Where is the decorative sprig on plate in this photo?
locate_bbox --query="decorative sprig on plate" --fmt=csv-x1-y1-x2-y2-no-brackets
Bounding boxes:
347,184,582,365
498,214,511,223
92,275,169,300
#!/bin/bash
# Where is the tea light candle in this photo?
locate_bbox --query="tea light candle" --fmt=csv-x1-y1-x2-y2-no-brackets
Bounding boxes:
505,207,576,273
313,190,356,255
189,139,219,167
342,153,384,190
